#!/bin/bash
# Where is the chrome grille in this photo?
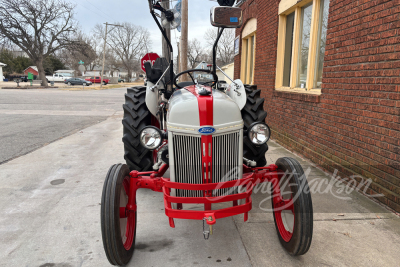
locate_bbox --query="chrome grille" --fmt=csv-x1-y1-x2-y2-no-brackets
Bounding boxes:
172,134,203,197
212,132,241,196
171,131,242,197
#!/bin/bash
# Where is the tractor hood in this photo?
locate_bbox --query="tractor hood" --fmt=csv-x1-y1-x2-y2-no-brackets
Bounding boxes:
167,87,243,135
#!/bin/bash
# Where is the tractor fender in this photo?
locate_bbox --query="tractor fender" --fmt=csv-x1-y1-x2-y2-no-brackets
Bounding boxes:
226,79,246,110
145,81,160,117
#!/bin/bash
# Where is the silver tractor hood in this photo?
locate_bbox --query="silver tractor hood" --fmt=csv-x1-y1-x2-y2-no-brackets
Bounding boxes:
167,88,243,134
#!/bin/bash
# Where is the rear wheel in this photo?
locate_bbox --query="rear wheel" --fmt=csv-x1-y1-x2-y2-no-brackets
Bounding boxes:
122,86,154,171
101,164,136,266
271,157,313,255
241,84,268,166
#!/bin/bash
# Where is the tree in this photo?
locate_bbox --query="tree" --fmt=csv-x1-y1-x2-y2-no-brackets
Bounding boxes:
204,28,235,66
58,32,99,75
187,38,205,69
94,22,151,80
0,0,78,85
0,48,32,75
43,55,65,75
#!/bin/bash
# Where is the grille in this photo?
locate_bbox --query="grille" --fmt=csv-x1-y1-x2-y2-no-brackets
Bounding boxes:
172,134,203,197
212,132,241,196
171,131,241,197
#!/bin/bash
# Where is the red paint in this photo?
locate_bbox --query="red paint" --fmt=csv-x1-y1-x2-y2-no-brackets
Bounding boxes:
185,85,214,209
122,177,135,250
184,85,213,126
85,76,110,84
271,171,295,242
125,164,289,227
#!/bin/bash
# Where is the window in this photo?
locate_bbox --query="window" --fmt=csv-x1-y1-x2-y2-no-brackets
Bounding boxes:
297,3,313,88
241,18,257,85
314,0,330,88
276,0,330,91
282,12,295,87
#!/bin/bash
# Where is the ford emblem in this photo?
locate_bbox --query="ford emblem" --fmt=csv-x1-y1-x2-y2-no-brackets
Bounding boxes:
198,127,216,135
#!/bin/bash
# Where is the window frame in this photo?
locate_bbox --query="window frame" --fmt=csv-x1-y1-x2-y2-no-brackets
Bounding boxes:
275,0,326,92
241,19,257,85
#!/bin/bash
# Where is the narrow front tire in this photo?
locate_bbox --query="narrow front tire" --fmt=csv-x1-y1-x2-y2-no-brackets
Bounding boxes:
271,157,313,256
101,164,136,266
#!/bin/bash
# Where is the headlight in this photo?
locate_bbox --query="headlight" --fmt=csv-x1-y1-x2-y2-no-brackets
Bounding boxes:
248,122,270,145
139,126,163,150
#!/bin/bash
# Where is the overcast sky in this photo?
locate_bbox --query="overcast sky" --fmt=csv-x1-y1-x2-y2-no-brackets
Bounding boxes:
72,0,219,56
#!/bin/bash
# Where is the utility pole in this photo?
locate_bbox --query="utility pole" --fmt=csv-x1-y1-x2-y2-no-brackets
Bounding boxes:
161,0,171,62
101,22,123,88
177,41,180,73
180,0,188,81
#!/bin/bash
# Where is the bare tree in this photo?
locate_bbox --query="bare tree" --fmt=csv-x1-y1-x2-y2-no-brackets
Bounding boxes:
58,32,99,75
204,28,235,66
187,38,205,69
94,22,151,80
0,0,78,86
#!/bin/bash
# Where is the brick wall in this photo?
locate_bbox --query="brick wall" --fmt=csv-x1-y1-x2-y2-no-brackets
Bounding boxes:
235,0,400,212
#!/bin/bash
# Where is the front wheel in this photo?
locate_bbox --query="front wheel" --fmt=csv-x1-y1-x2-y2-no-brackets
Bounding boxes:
103,81,107,85
271,157,313,255
101,164,136,265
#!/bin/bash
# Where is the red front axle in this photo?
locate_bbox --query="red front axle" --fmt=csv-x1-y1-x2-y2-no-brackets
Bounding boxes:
123,164,281,228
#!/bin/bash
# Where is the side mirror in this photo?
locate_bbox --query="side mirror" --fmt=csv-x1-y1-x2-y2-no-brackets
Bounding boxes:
210,6,243,28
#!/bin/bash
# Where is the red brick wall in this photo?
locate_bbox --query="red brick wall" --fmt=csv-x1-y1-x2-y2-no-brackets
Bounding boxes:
235,0,400,212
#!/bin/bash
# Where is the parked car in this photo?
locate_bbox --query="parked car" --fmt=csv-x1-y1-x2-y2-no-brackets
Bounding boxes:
118,78,125,83
46,73,66,83
85,76,109,85
64,78,92,86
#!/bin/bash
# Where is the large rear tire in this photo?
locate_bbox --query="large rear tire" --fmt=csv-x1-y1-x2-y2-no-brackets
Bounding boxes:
101,164,136,265
122,86,153,171
241,84,268,166
271,157,313,255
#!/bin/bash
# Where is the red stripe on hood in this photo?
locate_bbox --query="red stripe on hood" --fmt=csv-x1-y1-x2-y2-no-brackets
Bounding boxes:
185,85,213,205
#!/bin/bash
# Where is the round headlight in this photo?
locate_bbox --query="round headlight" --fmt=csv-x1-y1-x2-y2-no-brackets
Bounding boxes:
248,123,270,145
139,127,163,150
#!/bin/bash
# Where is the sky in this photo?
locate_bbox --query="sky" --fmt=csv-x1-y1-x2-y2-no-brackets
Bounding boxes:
72,0,219,56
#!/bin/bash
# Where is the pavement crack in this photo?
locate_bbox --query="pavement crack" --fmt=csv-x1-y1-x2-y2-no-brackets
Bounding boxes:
232,218,254,266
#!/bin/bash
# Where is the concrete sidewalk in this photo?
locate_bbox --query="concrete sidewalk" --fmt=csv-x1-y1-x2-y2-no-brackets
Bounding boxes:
234,141,400,266
0,115,399,266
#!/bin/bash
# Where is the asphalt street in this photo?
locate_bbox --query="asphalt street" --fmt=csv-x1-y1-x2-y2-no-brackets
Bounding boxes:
0,88,399,267
0,88,124,164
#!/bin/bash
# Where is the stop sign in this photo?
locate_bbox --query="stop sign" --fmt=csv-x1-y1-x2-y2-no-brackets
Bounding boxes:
141,53,160,72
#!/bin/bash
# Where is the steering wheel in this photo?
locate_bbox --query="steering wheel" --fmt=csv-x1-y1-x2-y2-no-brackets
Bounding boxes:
174,69,218,89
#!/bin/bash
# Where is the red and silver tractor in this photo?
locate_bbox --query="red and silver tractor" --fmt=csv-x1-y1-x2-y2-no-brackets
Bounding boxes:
101,1,313,265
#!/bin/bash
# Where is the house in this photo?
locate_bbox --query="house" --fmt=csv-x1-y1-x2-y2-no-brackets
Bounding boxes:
235,0,400,213
23,66,39,76
216,62,234,84
0,62,6,80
